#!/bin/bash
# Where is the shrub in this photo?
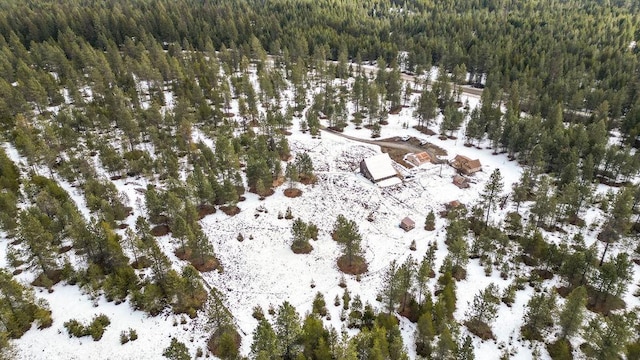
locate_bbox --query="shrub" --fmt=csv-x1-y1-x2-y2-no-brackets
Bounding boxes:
131,283,166,316
120,331,130,344
64,319,87,338
34,301,53,329
252,306,265,321
64,314,111,341
163,338,190,360
88,314,111,341
547,339,572,360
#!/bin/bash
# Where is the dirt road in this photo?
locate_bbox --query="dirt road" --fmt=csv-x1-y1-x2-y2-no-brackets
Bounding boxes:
355,64,484,99
320,128,447,164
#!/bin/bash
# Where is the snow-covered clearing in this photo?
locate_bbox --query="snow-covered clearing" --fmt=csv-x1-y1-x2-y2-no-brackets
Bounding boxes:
2,67,638,360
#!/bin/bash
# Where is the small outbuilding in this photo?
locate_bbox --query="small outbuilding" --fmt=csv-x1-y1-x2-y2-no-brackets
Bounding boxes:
406,152,431,167
400,217,415,231
440,200,464,217
360,153,401,186
451,155,482,175
452,174,469,189
446,200,463,210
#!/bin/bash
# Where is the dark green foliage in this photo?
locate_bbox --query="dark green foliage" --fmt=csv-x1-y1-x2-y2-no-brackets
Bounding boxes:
251,319,278,359
559,286,587,339
332,214,363,267
465,283,500,339
352,315,407,360
521,291,556,341
0,269,52,340
120,328,138,344
481,169,504,226
583,313,634,360
88,314,111,341
627,341,640,360
311,292,327,317
275,301,302,360
547,339,572,360
416,310,435,357
379,260,400,314
300,314,330,360
0,147,19,230
435,269,457,324
210,328,240,360
102,265,139,302
290,218,313,254
2,2,640,358
63,319,85,338
63,314,111,341
163,338,190,360
132,282,167,316
424,211,435,231
294,152,315,183
415,89,438,128
17,208,57,275
592,253,633,300
82,179,130,223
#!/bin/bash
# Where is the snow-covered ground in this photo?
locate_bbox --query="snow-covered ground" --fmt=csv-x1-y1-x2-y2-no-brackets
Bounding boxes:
2,66,639,360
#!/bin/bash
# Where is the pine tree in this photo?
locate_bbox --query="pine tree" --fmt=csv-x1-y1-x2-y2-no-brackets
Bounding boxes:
521,291,556,341
465,283,500,325
275,301,301,360
332,215,364,268
397,256,415,312
415,310,435,357
416,253,434,304
18,208,57,275
437,270,457,321
251,319,279,360
598,187,634,265
424,211,436,231
300,314,330,359
291,218,311,253
457,335,475,360
294,153,314,182
435,325,457,359
583,313,633,360
380,260,400,314
414,89,437,128
481,169,504,226
311,292,327,317
558,286,587,339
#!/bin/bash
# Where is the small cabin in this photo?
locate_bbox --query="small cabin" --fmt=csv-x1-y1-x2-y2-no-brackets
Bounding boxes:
452,174,469,189
451,155,482,175
406,152,431,167
400,217,415,232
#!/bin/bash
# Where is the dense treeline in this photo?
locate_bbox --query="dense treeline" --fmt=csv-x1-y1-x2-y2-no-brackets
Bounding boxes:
2,0,640,137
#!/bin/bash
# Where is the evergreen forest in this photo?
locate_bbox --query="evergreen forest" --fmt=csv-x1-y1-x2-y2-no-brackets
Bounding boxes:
0,1,639,359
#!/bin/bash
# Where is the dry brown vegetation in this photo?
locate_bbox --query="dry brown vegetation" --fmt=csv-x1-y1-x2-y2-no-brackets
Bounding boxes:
150,224,170,237
284,188,303,198
196,204,216,220
337,255,368,275
291,242,313,254
221,205,241,216
465,319,495,340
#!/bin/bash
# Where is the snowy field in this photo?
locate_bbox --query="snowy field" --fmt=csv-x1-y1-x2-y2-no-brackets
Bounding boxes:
2,71,639,360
